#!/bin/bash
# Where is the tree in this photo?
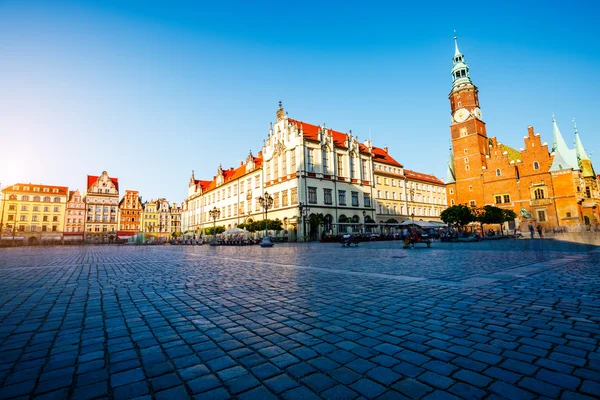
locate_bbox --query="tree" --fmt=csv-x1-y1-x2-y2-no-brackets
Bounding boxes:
440,204,476,228
476,205,518,235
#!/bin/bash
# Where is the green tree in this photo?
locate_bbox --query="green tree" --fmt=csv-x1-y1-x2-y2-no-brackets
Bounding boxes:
440,204,476,229
476,205,518,235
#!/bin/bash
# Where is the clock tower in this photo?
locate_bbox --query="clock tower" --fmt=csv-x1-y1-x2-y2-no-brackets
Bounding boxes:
447,37,488,207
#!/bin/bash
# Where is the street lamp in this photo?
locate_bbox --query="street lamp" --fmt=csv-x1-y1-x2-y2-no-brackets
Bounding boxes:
258,191,274,247
209,207,221,245
362,210,367,235
299,202,310,241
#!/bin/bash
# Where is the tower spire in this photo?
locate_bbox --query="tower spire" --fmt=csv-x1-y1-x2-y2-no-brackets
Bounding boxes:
446,143,456,184
573,118,590,161
450,36,472,89
550,115,579,172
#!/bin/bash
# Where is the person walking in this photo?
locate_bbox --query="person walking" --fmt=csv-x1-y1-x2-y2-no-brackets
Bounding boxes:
536,225,544,238
528,223,535,239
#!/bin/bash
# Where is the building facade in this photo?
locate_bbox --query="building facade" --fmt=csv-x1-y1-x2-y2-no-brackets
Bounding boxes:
0,183,68,244
84,171,120,242
372,148,447,226
169,202,181,236
64,190,85,242
118,190,142,240
141,200,158,237
446,37,599,230
183,104,445,240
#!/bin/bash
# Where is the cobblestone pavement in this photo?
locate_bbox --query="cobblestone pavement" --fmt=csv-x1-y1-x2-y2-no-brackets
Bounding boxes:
0,240,599,399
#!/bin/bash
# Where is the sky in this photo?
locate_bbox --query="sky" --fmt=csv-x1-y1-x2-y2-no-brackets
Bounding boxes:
1,0,599,203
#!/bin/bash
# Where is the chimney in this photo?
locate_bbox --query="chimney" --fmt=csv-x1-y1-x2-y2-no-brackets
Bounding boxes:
383,146,389,153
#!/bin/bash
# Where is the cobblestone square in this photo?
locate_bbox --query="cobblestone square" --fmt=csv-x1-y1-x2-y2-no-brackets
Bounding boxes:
0,240,599,399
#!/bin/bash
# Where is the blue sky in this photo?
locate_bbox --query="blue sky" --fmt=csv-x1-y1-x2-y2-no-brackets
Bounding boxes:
1,0,599,203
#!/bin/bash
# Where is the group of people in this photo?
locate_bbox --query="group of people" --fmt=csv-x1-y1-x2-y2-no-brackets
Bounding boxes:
528,223,544,238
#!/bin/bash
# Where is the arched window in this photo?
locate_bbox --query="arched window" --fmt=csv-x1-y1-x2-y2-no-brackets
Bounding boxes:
496,168,501,176
465,165,470,171
54,197,61,202
44,196,51,202
21,195,29,201
451,199,455,206
534,188,545,199
33,196,40,201
449,188,454,194
533,161,540,170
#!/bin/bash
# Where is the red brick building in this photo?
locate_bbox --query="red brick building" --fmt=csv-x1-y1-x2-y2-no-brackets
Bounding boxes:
446,38,599,231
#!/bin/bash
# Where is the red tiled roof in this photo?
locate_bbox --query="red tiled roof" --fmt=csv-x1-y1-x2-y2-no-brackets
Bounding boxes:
288,119,370,154
197,158,263,193
372,147,403,168
404,169,444,185
87,174,119,191
3,183,69,195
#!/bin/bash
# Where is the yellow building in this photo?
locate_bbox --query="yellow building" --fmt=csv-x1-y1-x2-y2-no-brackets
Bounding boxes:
373,147,447,228
0,183,69,244
141,200,159,238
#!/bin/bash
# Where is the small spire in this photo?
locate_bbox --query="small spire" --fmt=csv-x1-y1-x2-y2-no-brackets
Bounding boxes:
454,32,461,57
278,100,283,109
573,118,590,162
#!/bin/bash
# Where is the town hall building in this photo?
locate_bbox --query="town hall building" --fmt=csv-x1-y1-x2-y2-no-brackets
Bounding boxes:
446,38,599,230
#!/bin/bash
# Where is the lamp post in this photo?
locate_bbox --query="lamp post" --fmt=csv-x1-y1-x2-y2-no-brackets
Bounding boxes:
209,207,221,245
258,192,274,247
299,202,310,242
362,210,367,235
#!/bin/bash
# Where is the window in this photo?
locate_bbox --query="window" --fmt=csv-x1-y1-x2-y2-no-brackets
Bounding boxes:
52,225,58,232
255,175,260,189
537,210,547,222
324,189,333,205
20,215,27,221
273,157,279,180
291,188,298,204
534,188,545,199
466,165,470,171
349,156,356,178
54,197,61,202
566,212,572,218
469,200,476,207
22,195,29,201
33,196,40,201
585,187,591,198
266,164,271,181
308,187,317,204
307,148,314,172
273,192,280,208
495,195,502,204
322,150,328,174
351,191,359,207
503,194,510,203
337,155,344,176
496,169,501,176
338,190,346,205
44,196,51,202
464,148,468,154
291,150,296,171
364,193,371,208
281,190,288,207
362,160,368,178
21,205,28,211
533,161,540,170
282,154,287,176
32,215,38,222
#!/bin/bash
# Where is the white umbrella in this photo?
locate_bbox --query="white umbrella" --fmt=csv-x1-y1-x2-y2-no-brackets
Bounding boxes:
223,227,250,235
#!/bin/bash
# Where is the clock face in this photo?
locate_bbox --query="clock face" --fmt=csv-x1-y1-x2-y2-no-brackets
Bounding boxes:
472,107,482,120
453,108,469,123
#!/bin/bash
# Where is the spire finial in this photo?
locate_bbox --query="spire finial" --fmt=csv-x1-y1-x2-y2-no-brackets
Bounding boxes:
573,118,579,135
278,100,282,109
454,32,460,57
552,113,555,122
